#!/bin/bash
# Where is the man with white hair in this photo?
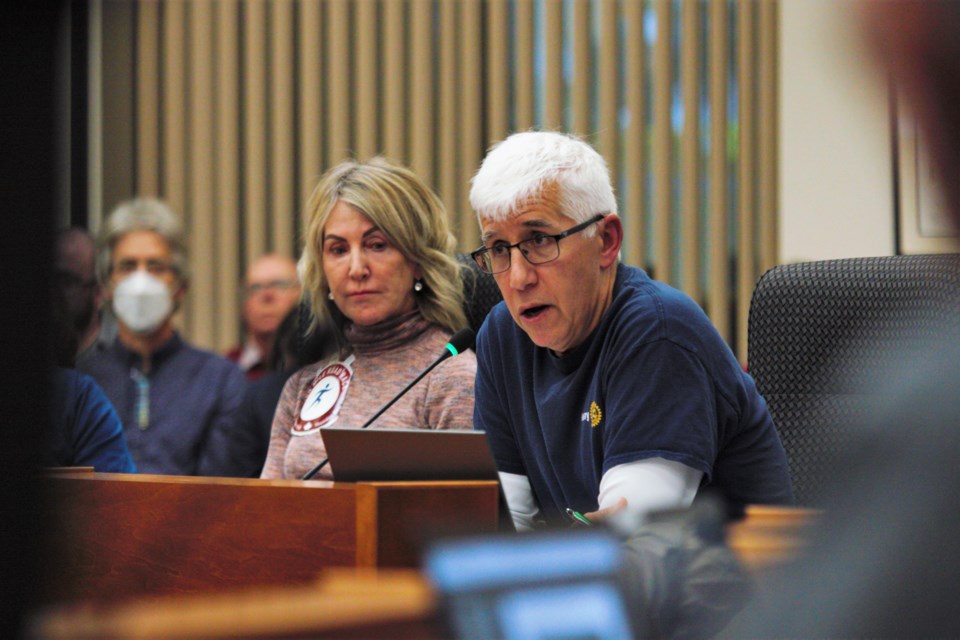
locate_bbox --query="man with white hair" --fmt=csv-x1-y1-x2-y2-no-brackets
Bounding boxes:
469,131,793,531
78,197,246,476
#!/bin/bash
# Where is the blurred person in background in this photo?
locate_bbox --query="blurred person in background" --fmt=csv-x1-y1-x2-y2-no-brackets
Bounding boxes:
54,227,116,357
78,197,246,476
225,253,301,382
221,306,327,477
47,270,136,474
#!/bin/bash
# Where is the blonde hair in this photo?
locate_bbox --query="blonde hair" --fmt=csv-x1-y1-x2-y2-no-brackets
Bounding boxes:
302,157,467,356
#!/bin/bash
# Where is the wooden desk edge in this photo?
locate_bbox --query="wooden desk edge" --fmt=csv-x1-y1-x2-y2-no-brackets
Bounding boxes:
34,505,816,638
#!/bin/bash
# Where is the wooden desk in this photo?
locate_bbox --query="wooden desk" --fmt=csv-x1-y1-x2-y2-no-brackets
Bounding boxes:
727,505,820,573
35,505,817,639
41,473,500,605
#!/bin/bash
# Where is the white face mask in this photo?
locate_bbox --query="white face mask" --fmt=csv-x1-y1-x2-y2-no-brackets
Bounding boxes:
112,271,174,334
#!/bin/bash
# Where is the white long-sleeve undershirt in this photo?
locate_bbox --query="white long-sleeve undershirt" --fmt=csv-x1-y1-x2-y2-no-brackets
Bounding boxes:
499,457,703,531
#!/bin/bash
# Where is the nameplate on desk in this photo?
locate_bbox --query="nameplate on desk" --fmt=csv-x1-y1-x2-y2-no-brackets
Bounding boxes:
320,428,498,483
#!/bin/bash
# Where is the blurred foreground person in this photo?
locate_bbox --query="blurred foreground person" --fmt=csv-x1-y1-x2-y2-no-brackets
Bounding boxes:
724,2,960,637
225,253,301,382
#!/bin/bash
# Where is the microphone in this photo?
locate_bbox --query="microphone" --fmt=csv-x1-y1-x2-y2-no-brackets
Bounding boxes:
301,328,476,480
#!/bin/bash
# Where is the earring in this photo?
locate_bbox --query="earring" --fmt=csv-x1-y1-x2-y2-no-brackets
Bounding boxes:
413,279,424,293
327,291,334,300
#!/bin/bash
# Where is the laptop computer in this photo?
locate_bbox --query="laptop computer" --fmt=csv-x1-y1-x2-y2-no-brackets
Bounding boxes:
320,427,513,532
320,427,499,482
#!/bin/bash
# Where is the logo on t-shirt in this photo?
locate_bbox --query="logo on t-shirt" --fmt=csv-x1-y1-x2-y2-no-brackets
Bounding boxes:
589,401,603,427
292,360,353,436
581,401,603,428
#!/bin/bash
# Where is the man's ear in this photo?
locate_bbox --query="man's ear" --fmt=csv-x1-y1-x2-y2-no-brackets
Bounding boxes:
598,214,623,269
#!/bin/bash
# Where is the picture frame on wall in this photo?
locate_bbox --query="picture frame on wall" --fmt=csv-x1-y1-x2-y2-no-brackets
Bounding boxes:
896,107,960,254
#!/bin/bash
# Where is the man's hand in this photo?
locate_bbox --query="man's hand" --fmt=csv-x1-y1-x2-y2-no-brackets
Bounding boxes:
584,496,628,523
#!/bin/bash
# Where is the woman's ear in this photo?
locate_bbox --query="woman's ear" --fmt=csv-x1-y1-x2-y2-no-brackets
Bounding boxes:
598,214,623,269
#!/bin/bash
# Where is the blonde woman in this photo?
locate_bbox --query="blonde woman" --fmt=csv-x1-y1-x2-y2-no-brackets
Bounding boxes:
261,157,476,480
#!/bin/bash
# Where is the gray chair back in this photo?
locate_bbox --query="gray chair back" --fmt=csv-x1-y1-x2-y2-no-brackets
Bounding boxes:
747,254,960,506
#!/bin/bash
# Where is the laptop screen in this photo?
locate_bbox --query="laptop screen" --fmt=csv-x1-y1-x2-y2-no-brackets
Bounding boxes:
320,427,499,482
424,529,637,640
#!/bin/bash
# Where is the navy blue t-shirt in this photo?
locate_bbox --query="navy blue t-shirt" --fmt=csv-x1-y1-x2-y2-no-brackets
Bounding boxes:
474,264,793,523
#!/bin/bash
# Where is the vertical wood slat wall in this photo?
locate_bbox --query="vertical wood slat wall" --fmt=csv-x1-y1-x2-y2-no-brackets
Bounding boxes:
108,0,776,359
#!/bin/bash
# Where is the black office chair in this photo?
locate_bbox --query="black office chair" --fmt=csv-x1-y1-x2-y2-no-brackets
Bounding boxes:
747,254,960,506
455,252,503,335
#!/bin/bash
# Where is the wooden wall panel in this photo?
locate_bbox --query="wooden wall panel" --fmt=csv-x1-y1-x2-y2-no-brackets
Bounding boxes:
652,0,673,285
457,0,482,248
104,0,779,355
623,0,646,269
737,0,756,361
708,0,731,340
135,1,160,196
325,0,350,164
270,0,297,258
298,0,323,211
513,0,535,132
681,0,702,301
242,0,268,269
382,0,406,161
187,0,216,346
410,0,434,183
215,0,241,349
597,0,619,172
572,0,591,137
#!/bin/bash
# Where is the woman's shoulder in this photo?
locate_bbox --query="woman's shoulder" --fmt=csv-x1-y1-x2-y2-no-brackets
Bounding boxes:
416,325,477,377
412,323,458,351
440,346,477,377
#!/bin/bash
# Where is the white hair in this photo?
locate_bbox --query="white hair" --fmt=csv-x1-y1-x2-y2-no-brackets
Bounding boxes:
469,131,618,231
97,197,189,285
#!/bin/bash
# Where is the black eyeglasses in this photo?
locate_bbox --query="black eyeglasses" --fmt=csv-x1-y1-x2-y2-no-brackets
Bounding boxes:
114,259,173,278
470,214,606,275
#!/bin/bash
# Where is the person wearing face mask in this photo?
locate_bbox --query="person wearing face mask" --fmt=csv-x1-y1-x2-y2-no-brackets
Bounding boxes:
260,157,476,480
77,198,247,476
